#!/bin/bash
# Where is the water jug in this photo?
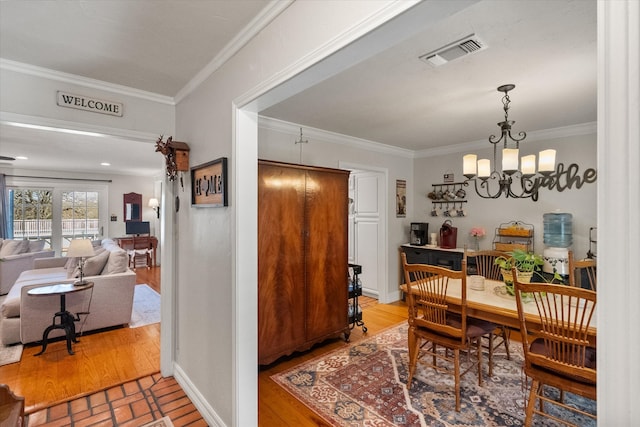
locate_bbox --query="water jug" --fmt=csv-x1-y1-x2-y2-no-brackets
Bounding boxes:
543,212,573,248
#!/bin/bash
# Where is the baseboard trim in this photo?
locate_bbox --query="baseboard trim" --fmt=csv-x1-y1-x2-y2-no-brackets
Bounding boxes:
173,363,227,427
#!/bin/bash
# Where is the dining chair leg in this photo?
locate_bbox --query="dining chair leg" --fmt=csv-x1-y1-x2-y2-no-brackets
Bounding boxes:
407,327,418,389
433,343,438,367
524,379,541,427
488,333,494,377
475,338,483,386
454,348,461,412
500,326,511,360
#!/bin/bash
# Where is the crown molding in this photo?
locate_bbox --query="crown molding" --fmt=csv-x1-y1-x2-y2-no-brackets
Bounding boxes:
1,111,159,143
0,58,175,105
413,121,597,158
234,0,421,109
259,116,597,160
258,115,415,158
174,0,294,104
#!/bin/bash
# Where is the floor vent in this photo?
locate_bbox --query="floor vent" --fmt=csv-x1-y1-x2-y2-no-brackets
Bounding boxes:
419,35,486,66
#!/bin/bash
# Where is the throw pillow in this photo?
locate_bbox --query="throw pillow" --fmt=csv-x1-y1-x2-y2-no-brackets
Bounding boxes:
66,247,105,277
102,249,129,275
70,248,109,278
28,239,46,252
65,257,79,275
18,240,30,254
0,240,27,257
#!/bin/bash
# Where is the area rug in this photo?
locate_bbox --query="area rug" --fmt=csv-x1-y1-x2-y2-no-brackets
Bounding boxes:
272,323,596,426
0,341,23,366
130,284,161,328
141,415,175,427
0,294,24,366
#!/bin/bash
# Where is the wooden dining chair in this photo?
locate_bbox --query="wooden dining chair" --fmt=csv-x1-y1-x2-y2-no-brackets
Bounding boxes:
130,235,152,269
513,270,597,427
401,253,496,412
466,249,512,359
568,250,597,291
0,383,25,426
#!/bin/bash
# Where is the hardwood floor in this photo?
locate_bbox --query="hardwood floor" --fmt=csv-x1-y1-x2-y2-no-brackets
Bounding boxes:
1,265,409,426
0,267,163,414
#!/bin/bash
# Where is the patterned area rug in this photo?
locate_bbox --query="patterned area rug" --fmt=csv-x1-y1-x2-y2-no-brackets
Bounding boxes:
272,323,596,426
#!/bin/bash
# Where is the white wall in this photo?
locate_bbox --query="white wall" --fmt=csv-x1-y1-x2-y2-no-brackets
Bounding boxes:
413,132,597,258
173,1,419,425
258,118,414,302
0,67,174,136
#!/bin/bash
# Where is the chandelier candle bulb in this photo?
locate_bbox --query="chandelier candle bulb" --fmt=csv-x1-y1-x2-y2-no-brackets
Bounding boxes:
463,154,477,178
521,155,536,176
538,149,556,175
478,159,491,178
502,148,519,174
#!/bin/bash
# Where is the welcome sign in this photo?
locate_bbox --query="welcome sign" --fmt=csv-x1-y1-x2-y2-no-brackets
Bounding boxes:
57,91,123,117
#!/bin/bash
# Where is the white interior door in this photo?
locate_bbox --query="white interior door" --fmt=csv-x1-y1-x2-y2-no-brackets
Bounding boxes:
349,170,385,298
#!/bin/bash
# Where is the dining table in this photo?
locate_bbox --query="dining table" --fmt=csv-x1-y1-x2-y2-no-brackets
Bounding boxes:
401,277,597,345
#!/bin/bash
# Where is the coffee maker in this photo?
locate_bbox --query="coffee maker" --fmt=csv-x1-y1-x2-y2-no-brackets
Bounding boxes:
410,223,429,246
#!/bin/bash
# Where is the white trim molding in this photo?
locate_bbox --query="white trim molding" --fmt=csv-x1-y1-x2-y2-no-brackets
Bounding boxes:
175,1,294,103
597,0,640,424
0,58,174,105
259,115,415,158
414,122,597,158
0,111,159,143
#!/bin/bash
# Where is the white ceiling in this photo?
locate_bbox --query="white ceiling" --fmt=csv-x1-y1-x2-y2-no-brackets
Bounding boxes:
0,0,596,176
262,0,597,152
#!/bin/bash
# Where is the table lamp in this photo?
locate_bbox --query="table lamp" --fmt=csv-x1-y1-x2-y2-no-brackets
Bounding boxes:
67,239,95,286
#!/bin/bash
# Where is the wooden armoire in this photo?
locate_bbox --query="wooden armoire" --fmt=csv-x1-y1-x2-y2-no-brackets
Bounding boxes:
258,159,350,365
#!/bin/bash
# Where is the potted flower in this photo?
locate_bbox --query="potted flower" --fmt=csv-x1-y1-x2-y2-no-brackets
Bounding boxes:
469,227,486,251
494,249,558,294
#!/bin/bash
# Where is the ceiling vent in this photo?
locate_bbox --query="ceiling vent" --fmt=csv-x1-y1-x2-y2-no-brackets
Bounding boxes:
419,35,486,66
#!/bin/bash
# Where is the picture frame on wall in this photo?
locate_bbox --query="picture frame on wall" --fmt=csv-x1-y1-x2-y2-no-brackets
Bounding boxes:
191,157,228,207
396,179,406,217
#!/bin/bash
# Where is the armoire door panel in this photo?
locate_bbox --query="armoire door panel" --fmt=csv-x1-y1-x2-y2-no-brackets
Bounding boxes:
305,169,349,339
258,163,306,361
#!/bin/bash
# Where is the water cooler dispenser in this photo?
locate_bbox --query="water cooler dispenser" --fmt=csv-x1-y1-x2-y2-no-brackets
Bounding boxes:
542,212,573,276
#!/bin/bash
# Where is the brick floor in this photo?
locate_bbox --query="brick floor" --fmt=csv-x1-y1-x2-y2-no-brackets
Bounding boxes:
25,374,206,426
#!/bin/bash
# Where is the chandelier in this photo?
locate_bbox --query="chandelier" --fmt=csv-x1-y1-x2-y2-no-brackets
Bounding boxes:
463,84,556,201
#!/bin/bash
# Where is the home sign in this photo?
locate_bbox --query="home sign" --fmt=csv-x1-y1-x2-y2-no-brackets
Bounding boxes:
191,157,228,207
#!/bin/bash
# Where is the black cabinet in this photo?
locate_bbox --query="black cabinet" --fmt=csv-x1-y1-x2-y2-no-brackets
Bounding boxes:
400,245,465,271
399,245,481,288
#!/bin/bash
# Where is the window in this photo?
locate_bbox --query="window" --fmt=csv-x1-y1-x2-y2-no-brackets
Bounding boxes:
61,191,101,251
9,188,53,249
7,182,107,255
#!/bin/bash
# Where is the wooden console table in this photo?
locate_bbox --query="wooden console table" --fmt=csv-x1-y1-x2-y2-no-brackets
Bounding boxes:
114,236,158,267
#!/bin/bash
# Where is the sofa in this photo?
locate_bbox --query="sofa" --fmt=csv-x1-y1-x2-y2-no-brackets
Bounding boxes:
0,238,136,345
0,239,55,295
